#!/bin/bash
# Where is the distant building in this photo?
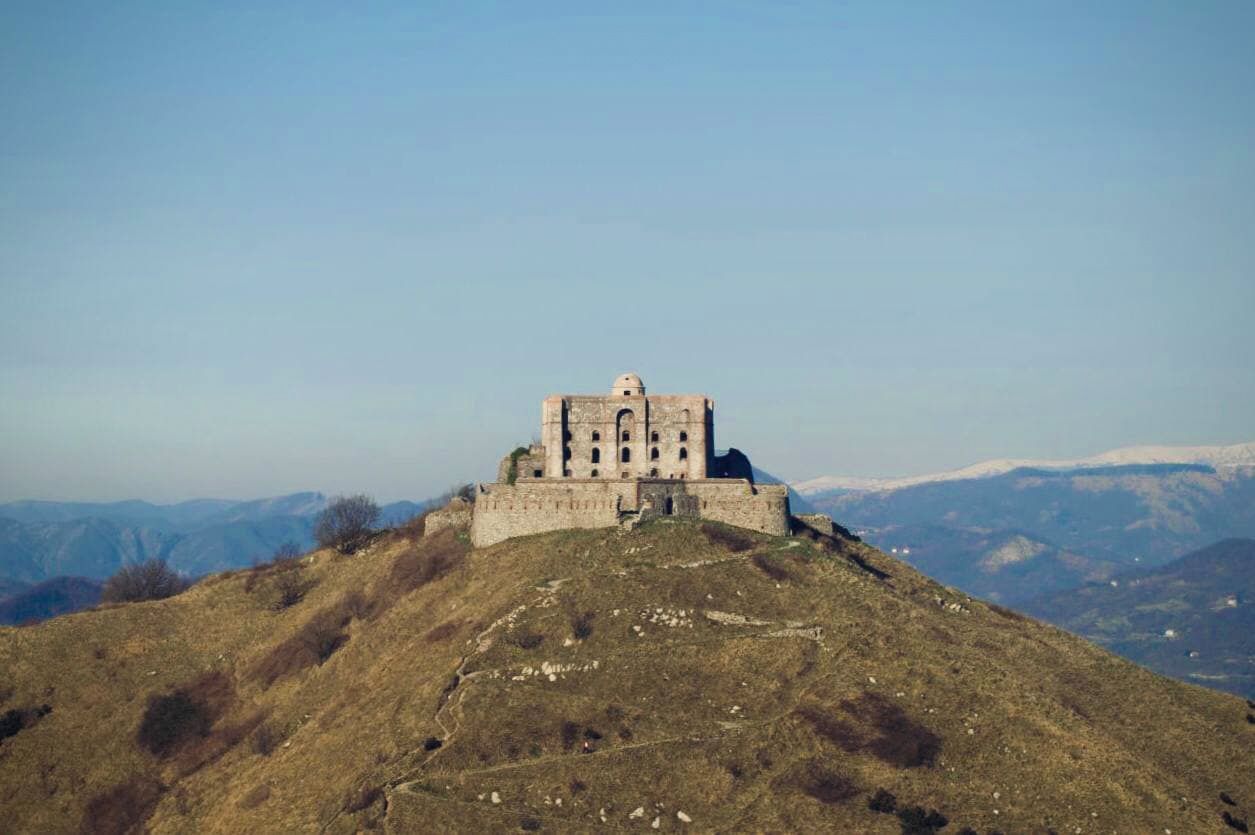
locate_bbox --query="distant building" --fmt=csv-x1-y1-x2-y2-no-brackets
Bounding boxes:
470,373,795,547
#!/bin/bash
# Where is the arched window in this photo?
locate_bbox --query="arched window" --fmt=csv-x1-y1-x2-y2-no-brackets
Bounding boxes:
591,447,600,463
679,447,688,460
650,447,660,460
621,430,630,442
592,431,600,442
621,448,631,463
651,431,659,443
563,429,572,442
591,468,599,477
563,446,572,460
679,431,688,442
665,497,674,515
650,468,658,477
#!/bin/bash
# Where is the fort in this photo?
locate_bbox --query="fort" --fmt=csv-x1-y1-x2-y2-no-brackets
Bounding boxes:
470,373,794,547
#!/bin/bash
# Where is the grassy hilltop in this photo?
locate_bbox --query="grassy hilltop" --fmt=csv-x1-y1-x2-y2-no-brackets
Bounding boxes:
1,516,1253,833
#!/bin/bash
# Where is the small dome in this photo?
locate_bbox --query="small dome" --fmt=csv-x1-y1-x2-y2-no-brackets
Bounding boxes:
613,372,645,396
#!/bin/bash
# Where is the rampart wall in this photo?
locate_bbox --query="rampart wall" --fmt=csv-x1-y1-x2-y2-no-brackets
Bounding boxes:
470,478,790,547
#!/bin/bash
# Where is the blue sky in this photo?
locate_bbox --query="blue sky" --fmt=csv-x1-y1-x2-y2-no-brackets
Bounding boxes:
2,1,1253,502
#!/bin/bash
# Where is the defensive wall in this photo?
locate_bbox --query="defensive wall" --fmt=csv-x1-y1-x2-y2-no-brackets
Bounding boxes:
470,478,790,548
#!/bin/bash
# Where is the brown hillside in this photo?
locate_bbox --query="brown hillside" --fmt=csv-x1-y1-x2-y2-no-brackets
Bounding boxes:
1,518,1253,833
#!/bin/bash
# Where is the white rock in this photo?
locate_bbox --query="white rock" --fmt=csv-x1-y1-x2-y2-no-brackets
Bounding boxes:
491,792,501,804
548,674,557,682
677,811,692,823
868,676,877,684
630,807,645,819
652,817,661,829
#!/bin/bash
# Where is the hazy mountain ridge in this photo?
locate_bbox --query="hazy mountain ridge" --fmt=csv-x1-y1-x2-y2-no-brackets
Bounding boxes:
0,493,434,584
793,440,1255,495
805,463,1255,604
0,576,103,626
1022,538,1255,699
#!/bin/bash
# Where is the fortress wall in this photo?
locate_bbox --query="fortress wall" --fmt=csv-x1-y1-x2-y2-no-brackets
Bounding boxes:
470,478,791,547
686,481,792,537
471,481,631,547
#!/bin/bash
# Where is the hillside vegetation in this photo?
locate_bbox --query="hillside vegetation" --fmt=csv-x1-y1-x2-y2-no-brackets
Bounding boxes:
1,517,1253,833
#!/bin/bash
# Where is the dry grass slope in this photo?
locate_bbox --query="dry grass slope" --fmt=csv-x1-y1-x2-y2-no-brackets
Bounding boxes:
0,518,1252,833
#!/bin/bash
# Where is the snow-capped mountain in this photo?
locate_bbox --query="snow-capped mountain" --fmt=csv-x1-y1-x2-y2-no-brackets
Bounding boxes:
792,441,1255,496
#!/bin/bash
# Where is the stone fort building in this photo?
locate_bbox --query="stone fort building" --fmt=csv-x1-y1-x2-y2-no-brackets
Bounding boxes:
470,373,792,547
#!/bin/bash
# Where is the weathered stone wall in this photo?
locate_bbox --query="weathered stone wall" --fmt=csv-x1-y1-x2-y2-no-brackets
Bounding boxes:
794,513,834,537
424,498,473,535
471,481,631,547
470,479,789,547
540,394,713,481
686,482,791,537
497,444,547,483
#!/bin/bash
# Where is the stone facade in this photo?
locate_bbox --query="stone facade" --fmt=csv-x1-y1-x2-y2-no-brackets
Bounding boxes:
470,373,791,547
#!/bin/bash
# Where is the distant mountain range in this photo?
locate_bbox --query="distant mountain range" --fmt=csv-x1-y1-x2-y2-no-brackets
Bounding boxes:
793,443,1255,604
1022,538,1255,699
0,576,104,626
793,440,1255,494
0,492,433,586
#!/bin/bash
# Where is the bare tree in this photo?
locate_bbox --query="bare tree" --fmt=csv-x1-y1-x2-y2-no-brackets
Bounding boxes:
271,540,302,564
102,559,190,604
437,483,476,505
314,494,380,554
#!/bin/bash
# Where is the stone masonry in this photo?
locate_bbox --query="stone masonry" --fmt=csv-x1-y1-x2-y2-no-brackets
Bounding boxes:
471,373,791,547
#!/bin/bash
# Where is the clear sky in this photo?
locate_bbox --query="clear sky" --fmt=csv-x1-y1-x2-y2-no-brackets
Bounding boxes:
2,1,1253,503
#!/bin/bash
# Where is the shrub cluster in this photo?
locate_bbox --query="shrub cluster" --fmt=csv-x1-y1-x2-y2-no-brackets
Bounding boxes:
314,494,381,554
82,776,165,835
0,703,51,744
571,611,596,640
250,601,356,687
102,559,189,604
867,787,949,834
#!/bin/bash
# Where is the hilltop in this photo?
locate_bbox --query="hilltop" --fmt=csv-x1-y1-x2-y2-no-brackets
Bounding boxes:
1024,538,1255,699
2,516,1253,833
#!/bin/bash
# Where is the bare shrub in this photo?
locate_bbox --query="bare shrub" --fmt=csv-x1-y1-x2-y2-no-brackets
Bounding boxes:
572,611,596,640
1221,811,1249,832
425,621,461,643
272,540,302,562
752,553,794,582
251,606,353,687
102,559,189,604
81,776,165,835
868,787,897,813
343,782,383,814
799,763,858,805
512,630,544,650
272,569,306,610
238,784,271,810
797,694,941,769
314,494,381,554
897,805,949,834
251,722,280,756
389,533,465,594
700,523,755,553
560,720,581,750
137,672,231,759
0,703,51,744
